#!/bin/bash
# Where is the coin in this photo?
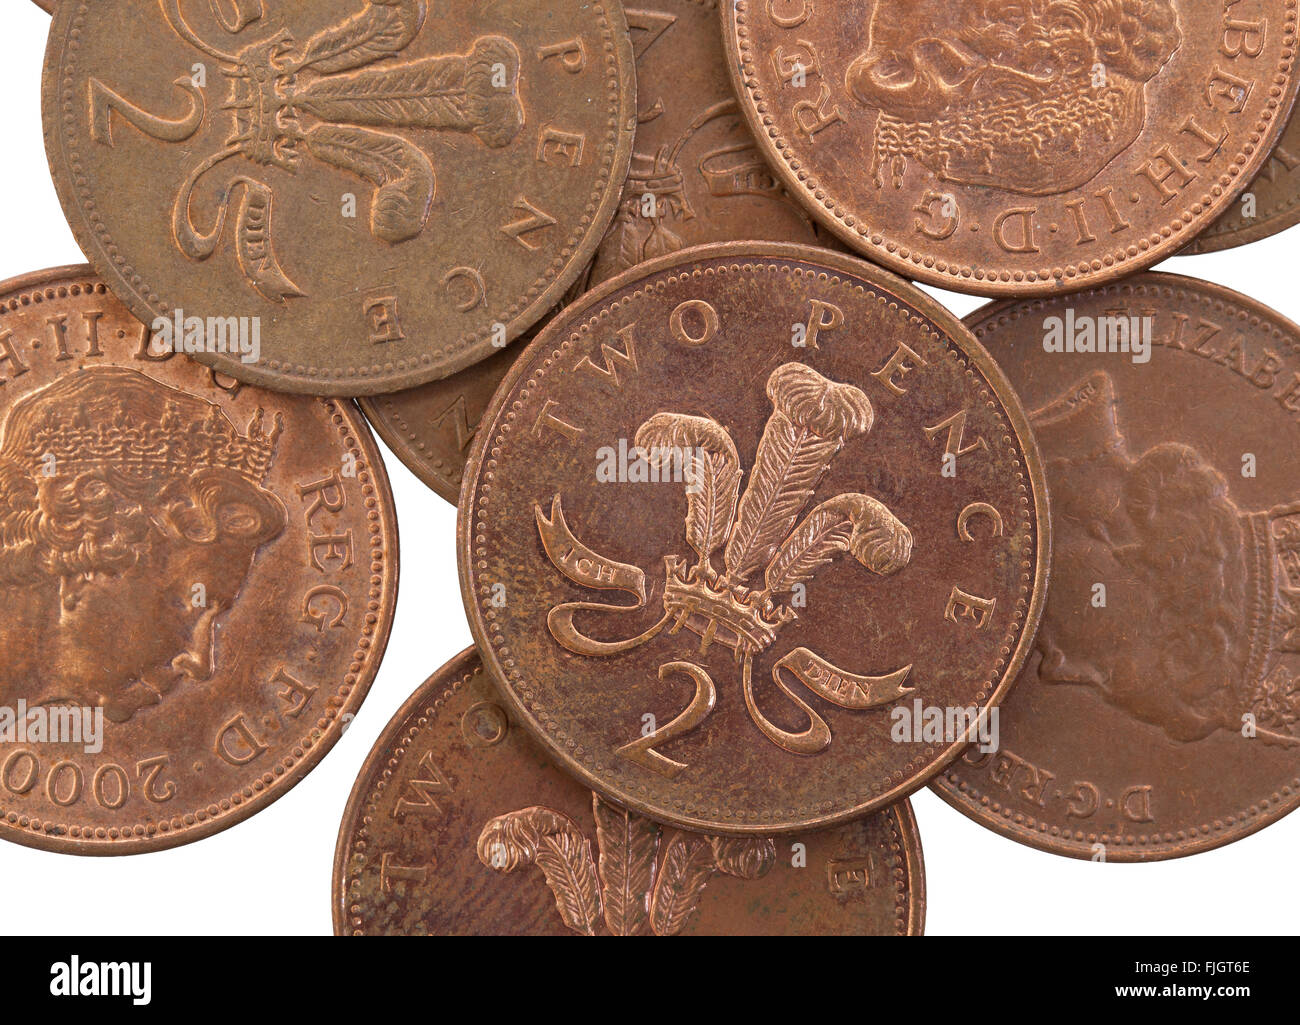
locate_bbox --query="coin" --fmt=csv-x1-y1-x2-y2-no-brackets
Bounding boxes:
362,0,821,502
459,241,1048,834
333,647,925,935
32,0,53,14
1187,109,1300,253
933,272,1300,861
721,0,1300,297
0,266,397,854
43,0,635,395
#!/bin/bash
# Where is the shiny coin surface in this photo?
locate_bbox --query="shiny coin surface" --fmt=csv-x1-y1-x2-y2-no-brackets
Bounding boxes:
1187,109,1300,253
334,647,925,935
934,272,1300,861
43,0,635,395
362,0,821,501
722,0,1300,296
0,266,397,854
459,242,1048,834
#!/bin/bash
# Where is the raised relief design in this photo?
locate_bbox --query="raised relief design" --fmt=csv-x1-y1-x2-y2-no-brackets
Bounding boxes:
603,101,796,270
1030,371,1300,746
534,363,916,765
90,0,524,301
0,367,286,723
846,1,1182,195
477,793,776,936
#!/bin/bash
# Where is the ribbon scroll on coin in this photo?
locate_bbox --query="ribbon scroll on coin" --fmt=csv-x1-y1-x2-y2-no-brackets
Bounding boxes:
459,243,1048,834
43,0,636,394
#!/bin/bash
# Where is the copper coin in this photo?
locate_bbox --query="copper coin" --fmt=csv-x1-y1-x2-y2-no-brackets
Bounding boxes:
42,1,635,395
333,647,925,935
0,266,397,855
1187,108,1300,253
933,272,1300,861
721,0,1300,297
362,0,821,502
32,0,54,14
458,241,1048,834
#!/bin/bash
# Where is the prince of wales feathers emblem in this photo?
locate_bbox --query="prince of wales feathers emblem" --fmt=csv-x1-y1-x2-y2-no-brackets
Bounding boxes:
535,363,917,765
89,0,523,302
477,794,777,936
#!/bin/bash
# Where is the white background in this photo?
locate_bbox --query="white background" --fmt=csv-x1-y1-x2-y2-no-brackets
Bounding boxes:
4,0,1298,937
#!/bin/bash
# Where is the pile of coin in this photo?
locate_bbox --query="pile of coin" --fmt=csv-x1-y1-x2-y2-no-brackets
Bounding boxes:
3,0,1299,935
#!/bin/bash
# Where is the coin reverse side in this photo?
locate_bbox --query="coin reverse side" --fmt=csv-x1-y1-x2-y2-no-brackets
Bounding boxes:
459,242,1048,834
43,0,635,395
334,647,925,935
0,266,397,854
722,0,1300,296
362,0,821,502
934,272,1300,861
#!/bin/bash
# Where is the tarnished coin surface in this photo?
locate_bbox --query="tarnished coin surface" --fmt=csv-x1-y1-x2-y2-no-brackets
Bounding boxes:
459,242,1048,834
334,648,925,935
362,0,820,501
934,273,1300,861
1187,109,1300,253
43,0,635,395
722,0,1300,296
0,266,397,854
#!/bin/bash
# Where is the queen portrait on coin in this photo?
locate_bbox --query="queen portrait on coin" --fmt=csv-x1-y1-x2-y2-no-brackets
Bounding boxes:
1029,371,1300,748
847,0,1183,195
0,367,287,723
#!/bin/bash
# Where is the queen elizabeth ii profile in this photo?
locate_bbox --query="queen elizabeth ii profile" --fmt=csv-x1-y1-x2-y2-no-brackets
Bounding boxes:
0,367,287,723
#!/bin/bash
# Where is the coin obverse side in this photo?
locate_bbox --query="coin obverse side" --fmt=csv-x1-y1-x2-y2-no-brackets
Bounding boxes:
1187,106,1300,253
42,0,635,395
934,272,1300,862
0,266,398,855
459,242,1049,835
362,0,821,502
721,0,1300,297
334,647,925,935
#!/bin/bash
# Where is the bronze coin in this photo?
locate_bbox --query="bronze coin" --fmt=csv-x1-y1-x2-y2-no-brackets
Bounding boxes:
333,647,925,935
362,0,821,502
1187,108,1300,253
42,0,635,395
933,272,1300,862
721,0,1300,297
0,266,397,854
459,241,1048,834
32,0,54,14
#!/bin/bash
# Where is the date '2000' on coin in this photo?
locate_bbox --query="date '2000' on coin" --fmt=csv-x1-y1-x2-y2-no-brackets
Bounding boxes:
0,267,397,855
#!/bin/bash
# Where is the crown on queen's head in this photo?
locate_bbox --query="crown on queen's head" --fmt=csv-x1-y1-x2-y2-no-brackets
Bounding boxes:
27,402,283,486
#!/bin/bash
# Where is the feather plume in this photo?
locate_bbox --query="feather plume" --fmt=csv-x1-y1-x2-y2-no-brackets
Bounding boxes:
724,365,873,584
295,55,474,128
298,0,425,75
710,836,776,879
477,807,602,936
635,413,741,570
592,795,660,936
306,125,434,243
649,833,716,936
765,493,912,595
534,832,603,936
